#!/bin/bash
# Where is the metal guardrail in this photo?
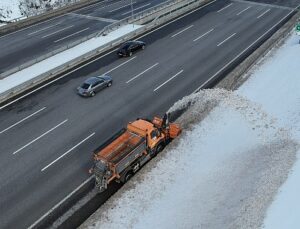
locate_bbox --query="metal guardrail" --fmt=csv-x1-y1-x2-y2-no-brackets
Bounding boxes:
0,0,181,79
0,0,103,36
0,0,210,104
96,0,183,35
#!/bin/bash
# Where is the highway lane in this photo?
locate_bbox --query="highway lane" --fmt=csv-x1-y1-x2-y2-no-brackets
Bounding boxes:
0,0,169,74
75,0,165,20
0,0,294,228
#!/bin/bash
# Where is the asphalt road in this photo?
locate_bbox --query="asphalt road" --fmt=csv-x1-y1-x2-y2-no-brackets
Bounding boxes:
0,0,295,228
0,0,168,74
243,0,300,8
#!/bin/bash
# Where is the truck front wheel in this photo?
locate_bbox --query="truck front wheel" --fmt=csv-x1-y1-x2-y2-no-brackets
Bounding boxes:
124,172,133,182
151,143,165,158
156,143,165,153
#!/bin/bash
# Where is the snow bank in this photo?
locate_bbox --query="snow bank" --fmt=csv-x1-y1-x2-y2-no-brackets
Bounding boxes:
0,0,23,21
0,0,79,22
80,32,300,229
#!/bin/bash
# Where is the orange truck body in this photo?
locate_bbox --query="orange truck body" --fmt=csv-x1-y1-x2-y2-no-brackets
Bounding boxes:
92,114,181,192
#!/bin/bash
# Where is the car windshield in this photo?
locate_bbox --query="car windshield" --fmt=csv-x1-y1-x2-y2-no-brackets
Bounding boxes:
121,42,132,49
81,83,90,89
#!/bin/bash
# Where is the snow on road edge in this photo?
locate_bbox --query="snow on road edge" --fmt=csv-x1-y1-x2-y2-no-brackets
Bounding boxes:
80,32,300,229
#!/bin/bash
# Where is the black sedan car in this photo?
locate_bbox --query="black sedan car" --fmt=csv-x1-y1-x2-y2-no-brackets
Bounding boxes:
77,75,112,97
117,40,146,57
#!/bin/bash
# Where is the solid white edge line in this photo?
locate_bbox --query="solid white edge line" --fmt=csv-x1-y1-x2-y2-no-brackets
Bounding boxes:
54,27,90,43
109,2,135,12
193,9,295,93
12,119,68,155
0,15,65,40
257,9,271,19
41,132,95,171
217,33,236,46
217,3,233,13
28,23,61,35
0,0,217,111
236,6,251,16
42,25,74,38
27,175,94,229
0,48,117,110
0,0,123,40
137,0,217,40
122,3,151,16
0,107,46,134
154,70,183,92
126,63,159,83
24,2,295,228
171,25,194,38
105,56,137,74
74,0,123,13
193,28,214,41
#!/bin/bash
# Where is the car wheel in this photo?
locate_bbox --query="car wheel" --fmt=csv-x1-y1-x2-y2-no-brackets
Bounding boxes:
107,82,112,87
91,91,95,97
129,51,132,57
142,45,145,50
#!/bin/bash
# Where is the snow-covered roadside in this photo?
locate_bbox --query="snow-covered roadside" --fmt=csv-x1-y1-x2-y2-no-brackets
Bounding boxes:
0,0,23,21
80,32,300,229
0,0,79,22
0,24,143,95
254,33,300,229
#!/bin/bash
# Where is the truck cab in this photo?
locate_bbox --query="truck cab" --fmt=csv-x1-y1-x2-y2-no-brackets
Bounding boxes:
127,119,166,156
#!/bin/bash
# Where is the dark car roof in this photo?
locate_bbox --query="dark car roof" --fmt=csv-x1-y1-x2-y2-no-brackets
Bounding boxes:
121,41,134,48
121,40,144,48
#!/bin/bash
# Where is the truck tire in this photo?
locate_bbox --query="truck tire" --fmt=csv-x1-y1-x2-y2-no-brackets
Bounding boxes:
124,172,133,182
151,143,165,158
156,143,165,154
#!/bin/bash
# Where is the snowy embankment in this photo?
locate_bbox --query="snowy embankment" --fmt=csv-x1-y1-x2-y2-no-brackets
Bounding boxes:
0,0,24,21
80,32,300,229
0,0,78,22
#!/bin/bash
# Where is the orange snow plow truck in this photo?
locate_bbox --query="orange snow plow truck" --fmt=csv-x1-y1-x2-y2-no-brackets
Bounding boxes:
91,114,181,192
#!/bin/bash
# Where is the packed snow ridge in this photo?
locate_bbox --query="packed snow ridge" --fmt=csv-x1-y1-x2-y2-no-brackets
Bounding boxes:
81,89,298,229
0,0,78,22
80,32,300,229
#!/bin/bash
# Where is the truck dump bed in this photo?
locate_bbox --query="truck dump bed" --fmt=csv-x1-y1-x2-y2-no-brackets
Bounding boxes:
95,130,146,174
